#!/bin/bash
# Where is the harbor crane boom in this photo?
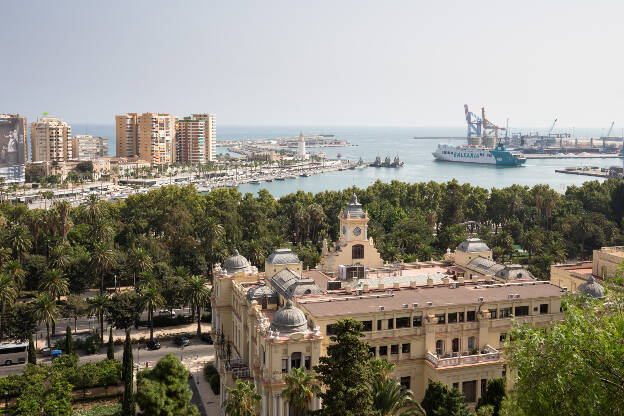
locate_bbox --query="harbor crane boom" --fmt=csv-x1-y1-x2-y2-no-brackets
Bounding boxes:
548,118,558,136
606,121,615,137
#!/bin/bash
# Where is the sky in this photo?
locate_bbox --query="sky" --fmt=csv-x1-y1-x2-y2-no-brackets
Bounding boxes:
2,0,624,129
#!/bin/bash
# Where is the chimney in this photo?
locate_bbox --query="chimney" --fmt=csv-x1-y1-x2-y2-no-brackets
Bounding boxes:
443,277,450,285
393,282,400,289
363,284,370,292
410,281,417,288
427,278,433,287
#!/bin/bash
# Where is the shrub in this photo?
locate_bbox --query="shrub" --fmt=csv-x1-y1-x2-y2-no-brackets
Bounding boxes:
96,359,123,387
85,333,101,355
203,363,218,382
75,403,122,416
209,373,220,395
200,312,211,323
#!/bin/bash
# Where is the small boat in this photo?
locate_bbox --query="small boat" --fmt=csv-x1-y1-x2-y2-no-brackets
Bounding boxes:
250,180,261,185
300,173,311,177
265,178,273,182
275,177,285,181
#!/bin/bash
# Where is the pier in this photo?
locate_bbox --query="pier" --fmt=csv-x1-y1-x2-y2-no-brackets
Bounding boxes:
555,166,622,178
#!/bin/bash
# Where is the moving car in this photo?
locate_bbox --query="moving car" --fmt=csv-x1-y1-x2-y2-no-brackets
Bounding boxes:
146,340,161,350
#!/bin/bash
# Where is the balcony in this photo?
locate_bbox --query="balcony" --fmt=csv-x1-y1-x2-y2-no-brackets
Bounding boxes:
426,345,500,368
225,358,252,380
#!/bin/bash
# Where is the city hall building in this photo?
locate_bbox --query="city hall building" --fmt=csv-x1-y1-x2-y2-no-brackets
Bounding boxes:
211,198,566,415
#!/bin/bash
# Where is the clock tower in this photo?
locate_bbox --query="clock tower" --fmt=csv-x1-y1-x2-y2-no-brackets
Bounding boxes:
318,194,383,276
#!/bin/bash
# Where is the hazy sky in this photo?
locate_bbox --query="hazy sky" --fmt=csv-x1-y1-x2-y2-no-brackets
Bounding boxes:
2,0,623,128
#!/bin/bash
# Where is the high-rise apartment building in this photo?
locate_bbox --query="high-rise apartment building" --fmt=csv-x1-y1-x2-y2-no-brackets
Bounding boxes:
115,113,139,158
0,114,27,182
116,113,177,165
176,116,206,164
30,117,72,162
190,113,216,162
138,113,177,165
71,135,108,160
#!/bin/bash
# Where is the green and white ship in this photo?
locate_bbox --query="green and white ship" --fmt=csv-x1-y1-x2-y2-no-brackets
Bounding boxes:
432,143,527,166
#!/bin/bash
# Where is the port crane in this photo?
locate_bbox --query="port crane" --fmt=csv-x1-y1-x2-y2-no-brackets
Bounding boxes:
548,118,558,137
464,104,482,139
481,107,506,140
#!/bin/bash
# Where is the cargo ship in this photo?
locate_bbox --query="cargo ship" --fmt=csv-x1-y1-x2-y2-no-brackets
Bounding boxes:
432,143,526,166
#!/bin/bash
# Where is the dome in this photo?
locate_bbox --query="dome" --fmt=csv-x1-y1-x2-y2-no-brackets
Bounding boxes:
269,300,309,335
246,284,277,302
578,276,605,298
222,249,250,273
343,194,365,218
456,238,491,253
266,248,300,265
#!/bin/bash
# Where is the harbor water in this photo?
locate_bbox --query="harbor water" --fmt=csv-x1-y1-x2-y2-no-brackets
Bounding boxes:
74,124,619,198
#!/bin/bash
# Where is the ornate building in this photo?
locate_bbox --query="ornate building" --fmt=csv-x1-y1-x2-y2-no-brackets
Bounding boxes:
318,194,383,278
211,243,566,415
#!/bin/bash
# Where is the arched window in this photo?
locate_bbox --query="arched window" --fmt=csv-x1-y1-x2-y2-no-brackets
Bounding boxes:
291,352,302,369
467,336,476,351
435,340,444,355
352,244,364,259
452,338,460,353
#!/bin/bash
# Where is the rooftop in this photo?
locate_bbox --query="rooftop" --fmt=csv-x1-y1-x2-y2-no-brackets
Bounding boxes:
299,281,563,318
598,246,624,257
456,238,491,253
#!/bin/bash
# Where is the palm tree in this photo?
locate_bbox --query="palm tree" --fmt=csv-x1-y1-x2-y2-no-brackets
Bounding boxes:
3,225,32,261
33,294,58,348
282,367,320,416
140,284,165,343
25,210,43,253
91,243,116,294
371,378,425,416
88,294,109,344
198,217,224,279
84,194,101,225
224,380,262,416
128,247,153,288
53,200,72,240
185,275,210,337
40,269,69,302
3,259,26,291
0,273,17,341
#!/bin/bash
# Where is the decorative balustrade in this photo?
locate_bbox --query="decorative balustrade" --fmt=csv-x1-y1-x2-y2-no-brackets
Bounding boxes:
425,345,500,368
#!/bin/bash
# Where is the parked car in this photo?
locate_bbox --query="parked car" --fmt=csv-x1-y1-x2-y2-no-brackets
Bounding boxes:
174,336,190,347
146,340,161,350
158,309,176,317
200,333,213,345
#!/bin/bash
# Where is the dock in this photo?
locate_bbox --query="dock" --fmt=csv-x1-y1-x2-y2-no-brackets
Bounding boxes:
555,166,621,178
525,153,620,159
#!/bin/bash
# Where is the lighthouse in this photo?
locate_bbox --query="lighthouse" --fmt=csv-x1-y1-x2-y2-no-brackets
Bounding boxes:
297,131,307,159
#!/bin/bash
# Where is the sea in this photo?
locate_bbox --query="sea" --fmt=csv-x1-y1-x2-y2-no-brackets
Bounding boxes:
72,124,619,199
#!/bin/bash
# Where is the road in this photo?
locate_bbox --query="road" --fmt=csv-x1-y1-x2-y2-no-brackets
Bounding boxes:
0,338,215,378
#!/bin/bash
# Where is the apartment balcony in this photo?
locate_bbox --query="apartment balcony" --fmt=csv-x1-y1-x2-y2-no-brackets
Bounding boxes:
225,358,252,380
426,345,500,368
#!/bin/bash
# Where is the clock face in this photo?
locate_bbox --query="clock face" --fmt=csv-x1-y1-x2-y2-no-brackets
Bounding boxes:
353,227,362,236
342,226,346,234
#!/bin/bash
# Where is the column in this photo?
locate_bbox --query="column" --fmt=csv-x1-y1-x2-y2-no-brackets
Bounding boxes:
262,393,267,416
277,395,282,416
285,401,290,416
273,395,277,416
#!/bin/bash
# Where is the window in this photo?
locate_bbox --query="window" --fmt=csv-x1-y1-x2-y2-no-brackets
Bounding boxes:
499,307,512,318
396,317,410,328
452,382,459,390
413,316,422,327
379,346,388,356
326,324,337,335
514,306,529,316
481,379,487,398
361,320,372,332
468,336,476,351
467,311,476,322
435,340,444,355
377,320,382,331
282,359,288,373
352,244,364,259
435,314,446,324
499,333,507,343
490,309,497,319
458,312,465,322
540,303,549,314
452,338,460,353
305,356,311,370
388,318,394,329
402,343,411,354
390,344,399,355
369,346,377,357
463,380,477,403
262,347,266,365
400,376,411,390
291,352,302,369
448,312,458,323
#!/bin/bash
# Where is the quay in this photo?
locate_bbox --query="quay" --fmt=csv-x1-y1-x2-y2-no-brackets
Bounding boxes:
555,166,622,178
524,153,620,159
